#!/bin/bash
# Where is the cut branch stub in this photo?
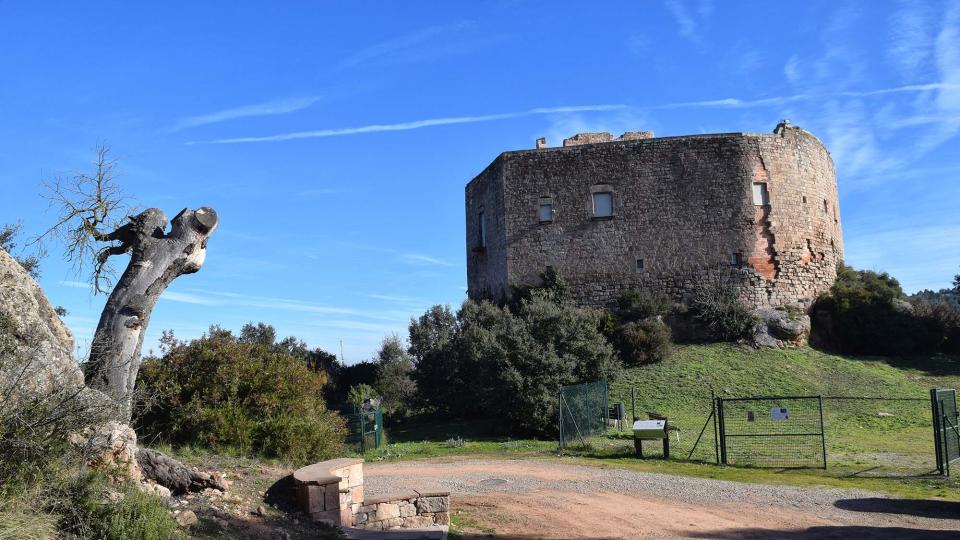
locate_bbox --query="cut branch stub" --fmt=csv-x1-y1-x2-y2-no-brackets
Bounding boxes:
85,207,218,421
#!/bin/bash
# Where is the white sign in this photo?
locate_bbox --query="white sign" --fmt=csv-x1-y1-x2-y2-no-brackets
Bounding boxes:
770,407,789,420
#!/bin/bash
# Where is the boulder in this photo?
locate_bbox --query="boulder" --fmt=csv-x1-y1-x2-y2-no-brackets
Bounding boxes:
75,421,142,482
751,307,810,348
0,248,105,404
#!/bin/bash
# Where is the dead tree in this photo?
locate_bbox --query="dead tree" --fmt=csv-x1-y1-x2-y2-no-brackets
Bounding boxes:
39,146,218,421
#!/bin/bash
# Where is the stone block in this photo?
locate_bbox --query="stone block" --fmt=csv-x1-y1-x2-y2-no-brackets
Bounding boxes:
403,515,433,528
381,517,404,530
376,503,401,521
400,502,416,518
339,506,353,527
347,463,363,487
416,496,449,513
350,485,364,504
324,483,339,510
306,485,325,513
435,512,450,526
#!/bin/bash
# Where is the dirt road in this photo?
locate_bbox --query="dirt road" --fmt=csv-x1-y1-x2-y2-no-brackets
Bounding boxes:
363,458,960,539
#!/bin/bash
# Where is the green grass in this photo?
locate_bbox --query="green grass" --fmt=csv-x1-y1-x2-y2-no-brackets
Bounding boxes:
607,344,960,473
361,344,960,501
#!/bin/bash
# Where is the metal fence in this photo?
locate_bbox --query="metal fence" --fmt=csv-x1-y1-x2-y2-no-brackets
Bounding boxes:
559,380,608,449
933,389,960,475
343,404,383,453
717,396,827,468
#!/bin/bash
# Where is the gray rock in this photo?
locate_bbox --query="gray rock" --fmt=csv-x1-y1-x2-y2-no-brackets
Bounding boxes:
0,247,112,435
415,496,449,513
751,307,810,348
175,510,198,528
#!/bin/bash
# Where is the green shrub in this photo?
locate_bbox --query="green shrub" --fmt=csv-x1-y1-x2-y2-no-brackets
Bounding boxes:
409,293,620,437
135,325,345,463
912,291,960,354
689,275,755,341
347,383,379,409
814,265,943,355
616,318,673,366
50,473,178,540
617,288,672,321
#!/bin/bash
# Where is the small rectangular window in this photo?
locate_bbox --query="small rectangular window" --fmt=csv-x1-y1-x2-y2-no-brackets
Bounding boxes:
478,210,486,247
593,192,613,217
731,252,743,266
635,258,645,272
752,183,769,206
538,203,553,222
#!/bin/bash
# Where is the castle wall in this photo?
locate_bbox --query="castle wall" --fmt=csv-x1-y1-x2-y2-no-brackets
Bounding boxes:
465,158,509,301
465,126,843,309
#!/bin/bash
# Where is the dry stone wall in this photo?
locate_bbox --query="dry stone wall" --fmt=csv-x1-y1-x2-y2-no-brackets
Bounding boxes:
465,125,843,309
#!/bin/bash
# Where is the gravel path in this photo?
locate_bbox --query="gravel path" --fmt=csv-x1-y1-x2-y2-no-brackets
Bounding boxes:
364,458,960,539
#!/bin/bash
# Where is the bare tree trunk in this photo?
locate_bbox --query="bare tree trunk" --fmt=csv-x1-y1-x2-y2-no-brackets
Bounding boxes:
85,207,218,421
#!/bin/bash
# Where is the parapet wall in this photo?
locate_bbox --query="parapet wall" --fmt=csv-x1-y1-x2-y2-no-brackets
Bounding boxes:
293,458,450,532
466,124,843,309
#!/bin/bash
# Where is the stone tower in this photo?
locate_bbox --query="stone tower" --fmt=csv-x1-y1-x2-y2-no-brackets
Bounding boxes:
465,123,843,309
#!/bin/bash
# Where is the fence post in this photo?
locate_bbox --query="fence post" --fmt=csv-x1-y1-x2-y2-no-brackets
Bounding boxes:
558,388,563,451
818,395,827,469
711,389,719,465
359,409,366,454
604,380,609,433
717,397,727,465
942,400,951,477
931,389,944,475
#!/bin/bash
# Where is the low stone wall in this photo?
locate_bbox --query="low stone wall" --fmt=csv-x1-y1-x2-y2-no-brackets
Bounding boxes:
353,491,450,531
293,459,449,531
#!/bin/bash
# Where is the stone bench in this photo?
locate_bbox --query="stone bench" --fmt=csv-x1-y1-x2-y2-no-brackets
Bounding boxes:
293,458,449,531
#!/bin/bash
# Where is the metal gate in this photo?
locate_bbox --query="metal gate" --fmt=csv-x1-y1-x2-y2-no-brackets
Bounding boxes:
558,380,608,449
717,395,826,469
344,404,383,453
932,388,960,475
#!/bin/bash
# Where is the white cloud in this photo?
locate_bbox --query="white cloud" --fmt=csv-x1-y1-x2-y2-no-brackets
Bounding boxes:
168,95,322,132
59,280,92,289
159,291,221,305
339,21,473,68
398,253,454,267
888,0,937,79
664,0,699,43
194,104,628,144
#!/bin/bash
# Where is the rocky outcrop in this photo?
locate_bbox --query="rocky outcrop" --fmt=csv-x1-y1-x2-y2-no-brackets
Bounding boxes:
751,307,810,348
1,248,87,397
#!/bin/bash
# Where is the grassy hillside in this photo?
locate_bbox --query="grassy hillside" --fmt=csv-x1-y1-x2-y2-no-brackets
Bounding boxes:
604,344,960,473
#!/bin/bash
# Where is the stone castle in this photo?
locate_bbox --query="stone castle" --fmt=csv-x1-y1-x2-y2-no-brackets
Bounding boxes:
465,122,843,310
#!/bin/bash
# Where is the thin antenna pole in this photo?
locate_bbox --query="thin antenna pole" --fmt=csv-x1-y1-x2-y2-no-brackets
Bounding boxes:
339,338,345,363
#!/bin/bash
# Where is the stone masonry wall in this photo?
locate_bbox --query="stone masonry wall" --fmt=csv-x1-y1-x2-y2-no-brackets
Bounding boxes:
465,125,843,309
293,459,450,532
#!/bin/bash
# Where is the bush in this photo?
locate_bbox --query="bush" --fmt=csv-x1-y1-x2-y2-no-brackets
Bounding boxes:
53,475,179,540
911,292,960,354
409,293,620,437
347,383,378,409
814,265,943,355
689,274,756,341
135,325,345,463
616,318,673,366
617,288,672,321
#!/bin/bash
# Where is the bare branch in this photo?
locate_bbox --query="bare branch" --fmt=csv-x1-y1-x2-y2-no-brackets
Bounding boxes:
33,144,135,293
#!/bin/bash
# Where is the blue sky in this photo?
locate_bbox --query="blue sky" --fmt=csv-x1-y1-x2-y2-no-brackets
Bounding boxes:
1,1,958,361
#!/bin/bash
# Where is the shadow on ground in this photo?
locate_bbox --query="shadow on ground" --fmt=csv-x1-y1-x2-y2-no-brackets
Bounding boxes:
834,497,960,519
687,526,958,539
